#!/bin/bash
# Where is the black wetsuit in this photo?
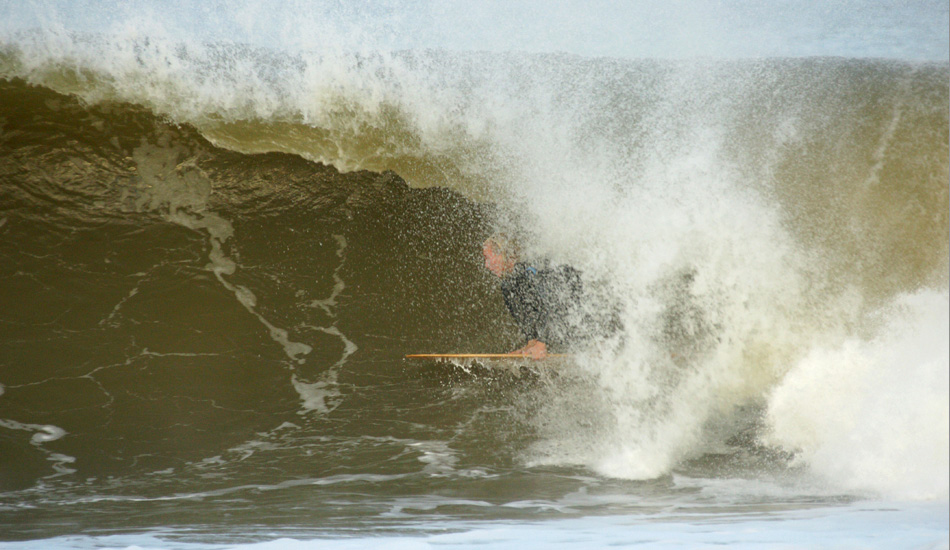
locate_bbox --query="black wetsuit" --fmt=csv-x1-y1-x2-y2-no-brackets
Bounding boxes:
500,262,584,348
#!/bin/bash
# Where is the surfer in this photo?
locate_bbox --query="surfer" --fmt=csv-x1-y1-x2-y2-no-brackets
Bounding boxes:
482,234,595,359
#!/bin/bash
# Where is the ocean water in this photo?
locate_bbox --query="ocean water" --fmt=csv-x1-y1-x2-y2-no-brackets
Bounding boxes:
0,2,948,548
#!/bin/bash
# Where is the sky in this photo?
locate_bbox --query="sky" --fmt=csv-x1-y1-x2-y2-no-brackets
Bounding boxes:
2,0,948,61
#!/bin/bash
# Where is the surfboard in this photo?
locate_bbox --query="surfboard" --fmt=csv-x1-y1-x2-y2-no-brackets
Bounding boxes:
405,353,570,359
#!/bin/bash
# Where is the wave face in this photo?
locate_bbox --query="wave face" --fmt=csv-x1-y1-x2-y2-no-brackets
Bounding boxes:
0,4,948,542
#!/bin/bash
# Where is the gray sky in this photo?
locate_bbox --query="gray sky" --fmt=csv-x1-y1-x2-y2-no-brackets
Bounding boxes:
2,0,948,61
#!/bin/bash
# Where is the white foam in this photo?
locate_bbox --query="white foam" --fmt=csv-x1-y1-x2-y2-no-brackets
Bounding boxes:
291,373,341,415
765,290,950,501
408,441,459,476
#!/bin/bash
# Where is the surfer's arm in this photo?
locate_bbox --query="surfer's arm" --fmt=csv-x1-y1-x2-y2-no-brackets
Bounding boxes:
510,339,548,359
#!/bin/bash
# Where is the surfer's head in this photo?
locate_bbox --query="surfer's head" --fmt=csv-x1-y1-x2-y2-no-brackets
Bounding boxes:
483,234,519,277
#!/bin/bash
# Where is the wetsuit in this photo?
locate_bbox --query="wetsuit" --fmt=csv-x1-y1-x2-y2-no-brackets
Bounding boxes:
500,262,584,348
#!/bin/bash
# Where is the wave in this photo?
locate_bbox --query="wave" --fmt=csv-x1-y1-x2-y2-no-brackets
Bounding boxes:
0,27,948,504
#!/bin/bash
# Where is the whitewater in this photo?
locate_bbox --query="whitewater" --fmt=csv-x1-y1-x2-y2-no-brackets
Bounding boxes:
0,1,947,548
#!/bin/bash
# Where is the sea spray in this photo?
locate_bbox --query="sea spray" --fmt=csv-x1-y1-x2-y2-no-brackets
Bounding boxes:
514,98,816,478
766,290,950,500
